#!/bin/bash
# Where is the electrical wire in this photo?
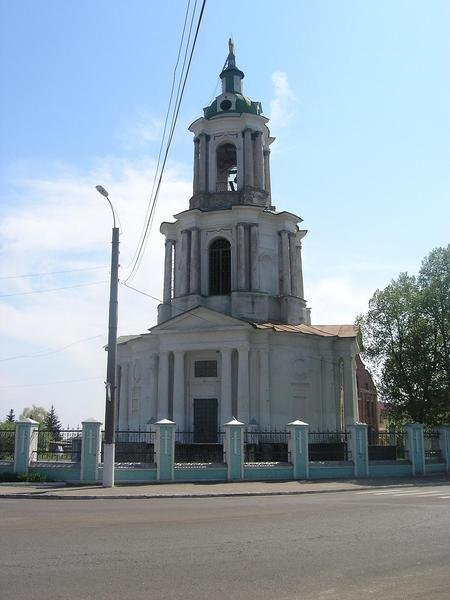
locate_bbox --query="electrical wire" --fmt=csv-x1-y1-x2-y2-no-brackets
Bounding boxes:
0,265,108,280
0,280,107,298
0,376,103,390
123,0,207,283
125,0,193,273
0,334,104,363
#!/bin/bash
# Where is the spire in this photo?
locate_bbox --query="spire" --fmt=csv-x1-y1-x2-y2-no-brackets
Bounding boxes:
226,37,236,69
220,38,244,94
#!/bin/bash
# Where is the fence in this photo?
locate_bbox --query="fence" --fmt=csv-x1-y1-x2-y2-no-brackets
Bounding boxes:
101,430,155,464
32,428,82,462
174,431,225,463
424,431,442,460
0,429,15,461
309,431,350,461
368,431,407,460
244,430,290,462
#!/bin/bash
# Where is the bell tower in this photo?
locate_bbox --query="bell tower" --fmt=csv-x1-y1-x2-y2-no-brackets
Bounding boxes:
158,41,310,326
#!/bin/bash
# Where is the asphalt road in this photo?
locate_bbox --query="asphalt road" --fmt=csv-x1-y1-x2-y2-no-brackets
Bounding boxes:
1,484,449,600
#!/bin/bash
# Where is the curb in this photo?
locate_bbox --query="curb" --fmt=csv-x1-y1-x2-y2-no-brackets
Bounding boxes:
1,481,447,500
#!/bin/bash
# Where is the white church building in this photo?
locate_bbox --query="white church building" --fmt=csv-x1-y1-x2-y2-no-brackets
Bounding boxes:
116,42,359,441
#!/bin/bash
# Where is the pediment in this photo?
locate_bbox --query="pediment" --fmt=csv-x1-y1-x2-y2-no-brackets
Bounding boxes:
150,306,252,333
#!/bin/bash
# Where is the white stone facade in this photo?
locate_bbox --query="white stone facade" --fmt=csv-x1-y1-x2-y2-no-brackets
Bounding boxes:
116,44,359,434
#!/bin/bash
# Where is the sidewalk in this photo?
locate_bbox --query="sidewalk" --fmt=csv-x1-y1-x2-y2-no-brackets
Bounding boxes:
1,474,448,500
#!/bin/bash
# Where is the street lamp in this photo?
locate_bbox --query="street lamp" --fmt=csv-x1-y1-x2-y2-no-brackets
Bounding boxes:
96,184,119,488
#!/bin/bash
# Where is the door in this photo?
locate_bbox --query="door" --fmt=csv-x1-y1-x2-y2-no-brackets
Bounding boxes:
193,398,218,443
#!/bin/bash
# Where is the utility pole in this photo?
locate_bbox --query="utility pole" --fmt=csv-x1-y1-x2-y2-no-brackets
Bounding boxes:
96,185,119,488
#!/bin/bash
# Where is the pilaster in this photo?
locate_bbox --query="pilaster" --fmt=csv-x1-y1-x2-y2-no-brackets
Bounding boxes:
154,419,175,481
348,423,369,477
80,419,102,483
405,423,425,476
224,418,245,481
14,419,39,475
287,420,309,479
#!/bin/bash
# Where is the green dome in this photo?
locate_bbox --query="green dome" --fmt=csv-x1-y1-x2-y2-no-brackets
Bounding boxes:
203,40,263,119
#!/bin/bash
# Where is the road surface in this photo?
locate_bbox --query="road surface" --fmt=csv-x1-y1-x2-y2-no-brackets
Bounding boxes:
1,484,449,599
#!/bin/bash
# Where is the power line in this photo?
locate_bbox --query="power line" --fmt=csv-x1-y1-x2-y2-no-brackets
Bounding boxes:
0,334,104,363
0,265,109,280
124,0,207,283
0,280,107,298
125,0,193,273
0,376,103,390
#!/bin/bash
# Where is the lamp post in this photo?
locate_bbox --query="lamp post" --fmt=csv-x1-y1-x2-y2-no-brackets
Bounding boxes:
96,185,119,488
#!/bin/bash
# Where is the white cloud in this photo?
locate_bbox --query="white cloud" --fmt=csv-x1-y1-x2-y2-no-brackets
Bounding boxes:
116,112,164,150
0,156,190,424
269,71,297,129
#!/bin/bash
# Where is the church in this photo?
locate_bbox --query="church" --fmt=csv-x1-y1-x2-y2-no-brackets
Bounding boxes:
116,42,359,441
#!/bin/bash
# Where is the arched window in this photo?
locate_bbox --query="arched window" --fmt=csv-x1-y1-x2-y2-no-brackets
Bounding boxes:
216,143,237,192
209,238,231,295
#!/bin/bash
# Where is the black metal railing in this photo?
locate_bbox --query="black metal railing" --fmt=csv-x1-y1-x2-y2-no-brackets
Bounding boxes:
424,431,442,460
32,428,82,462
101,430,155,464
244,431,290,463
175,431,224,463
308,431,350,461
367,430,407,460
0,428,15,461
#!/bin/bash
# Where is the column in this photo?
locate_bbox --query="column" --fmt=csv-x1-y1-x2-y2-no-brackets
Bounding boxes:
280,230,291,296
220,348,233,425
287,420,309,479
343,355,358,426
157,351,170,420
263,149,271,197
193,137,200,193
118,362,129,429
14,419,39,475
259,347,270,427
172,351,185,430
243,129,254,187
406,423,425,476
236,223,247,290
189,228,200,294
289,233,300,297
80,419,102,483
438,426,450,472
250,224,259,291
180,230,190,296
224,418,245,481
296,240,305,299
237,345,250,424
253,131,264,189
154,419,175,481
198,134,207,192
148,353,159,423
163,240,173,303
348,423,369,477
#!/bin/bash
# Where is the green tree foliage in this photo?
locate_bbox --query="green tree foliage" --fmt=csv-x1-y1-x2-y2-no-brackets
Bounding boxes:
359,245,450,427
19,405,48,423
6,409,15,422
43,405,62,441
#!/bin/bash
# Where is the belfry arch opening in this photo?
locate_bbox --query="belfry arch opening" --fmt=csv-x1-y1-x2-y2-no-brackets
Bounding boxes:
209,238,231,295
216,143,237,192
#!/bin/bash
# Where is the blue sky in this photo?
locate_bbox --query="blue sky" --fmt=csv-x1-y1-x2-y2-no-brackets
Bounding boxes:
1,0,449,424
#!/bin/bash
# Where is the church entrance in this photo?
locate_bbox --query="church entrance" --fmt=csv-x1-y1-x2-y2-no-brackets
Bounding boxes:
193,398,218,443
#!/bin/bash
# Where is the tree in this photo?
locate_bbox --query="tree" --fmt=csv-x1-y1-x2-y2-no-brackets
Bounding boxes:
6,409,15,422
359,245,450,427
19,405,48,423
44,405,62,441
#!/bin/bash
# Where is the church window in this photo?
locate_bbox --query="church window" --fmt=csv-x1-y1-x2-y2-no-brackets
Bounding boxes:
209,238,231,295
216,143,237,191
195,360,218,378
